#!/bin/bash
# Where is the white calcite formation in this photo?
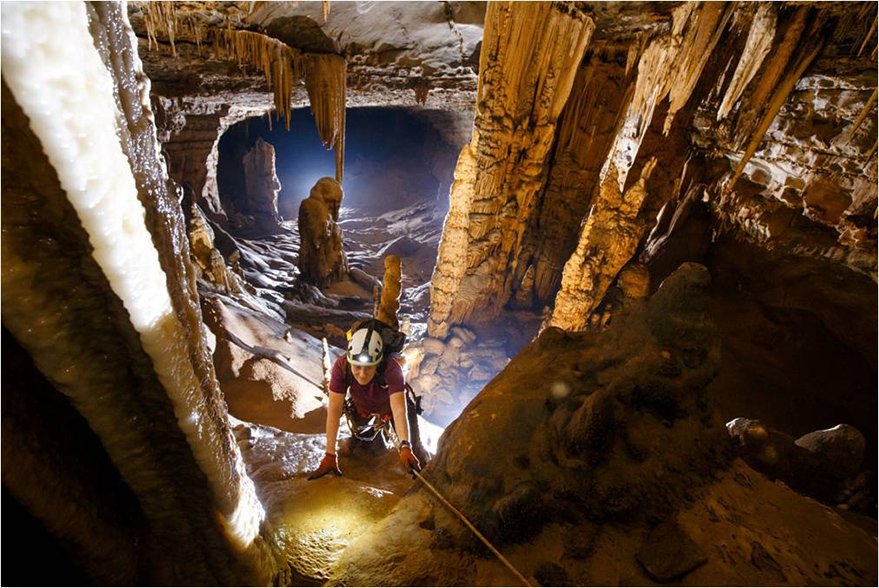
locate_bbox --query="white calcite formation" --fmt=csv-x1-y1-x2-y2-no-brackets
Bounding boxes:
1,3,277,584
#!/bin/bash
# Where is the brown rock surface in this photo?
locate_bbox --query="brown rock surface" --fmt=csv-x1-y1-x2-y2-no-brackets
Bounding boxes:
2,2,877,585
331,264,876,585
377,255,402,330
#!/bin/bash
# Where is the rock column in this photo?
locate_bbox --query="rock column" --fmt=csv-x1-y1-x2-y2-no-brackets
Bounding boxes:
298,177,348,287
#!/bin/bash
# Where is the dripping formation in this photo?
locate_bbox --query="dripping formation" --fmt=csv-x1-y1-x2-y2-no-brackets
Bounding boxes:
142,1,346,159
304,54,347,181
214,29,302,131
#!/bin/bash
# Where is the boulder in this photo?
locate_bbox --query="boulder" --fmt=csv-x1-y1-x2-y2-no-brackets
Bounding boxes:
795,424,866,479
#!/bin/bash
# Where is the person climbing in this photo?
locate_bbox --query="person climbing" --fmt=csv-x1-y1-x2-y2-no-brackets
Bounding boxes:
308,321,422,479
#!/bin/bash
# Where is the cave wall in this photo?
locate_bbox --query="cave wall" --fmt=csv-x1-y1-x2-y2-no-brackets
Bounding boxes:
130,0,481,225
125,0,876,343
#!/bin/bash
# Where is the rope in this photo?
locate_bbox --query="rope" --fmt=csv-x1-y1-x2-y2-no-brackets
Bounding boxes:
411,469,533,587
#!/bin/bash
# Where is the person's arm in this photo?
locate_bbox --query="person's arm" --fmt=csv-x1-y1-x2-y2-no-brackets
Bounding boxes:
389,391,409,444
325,390,346,454
391,391,421,473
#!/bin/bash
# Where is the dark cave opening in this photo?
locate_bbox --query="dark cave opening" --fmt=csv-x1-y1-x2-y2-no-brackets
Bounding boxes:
217,106,460,219
214,106,464,328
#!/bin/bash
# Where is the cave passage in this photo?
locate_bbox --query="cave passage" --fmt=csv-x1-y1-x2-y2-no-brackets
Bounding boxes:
218,106,457,217
212,104,544,429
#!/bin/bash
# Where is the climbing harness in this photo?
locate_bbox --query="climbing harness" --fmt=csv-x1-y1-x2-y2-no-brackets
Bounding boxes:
409,468,534,587
344,400,396,445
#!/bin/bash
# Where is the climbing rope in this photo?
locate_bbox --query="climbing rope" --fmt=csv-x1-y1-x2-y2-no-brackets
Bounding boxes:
410,469,534,587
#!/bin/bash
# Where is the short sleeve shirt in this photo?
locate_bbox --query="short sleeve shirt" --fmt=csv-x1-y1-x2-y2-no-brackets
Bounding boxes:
329,355,405,415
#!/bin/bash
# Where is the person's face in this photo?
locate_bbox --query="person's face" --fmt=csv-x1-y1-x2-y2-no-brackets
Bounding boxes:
351,364,377,386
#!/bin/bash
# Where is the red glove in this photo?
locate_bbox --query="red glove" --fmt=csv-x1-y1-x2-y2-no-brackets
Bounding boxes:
399,445,421,474
308,452,342,480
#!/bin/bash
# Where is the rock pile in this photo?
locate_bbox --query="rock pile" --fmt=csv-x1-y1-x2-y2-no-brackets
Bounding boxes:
406,325,511,426
727,418,873,513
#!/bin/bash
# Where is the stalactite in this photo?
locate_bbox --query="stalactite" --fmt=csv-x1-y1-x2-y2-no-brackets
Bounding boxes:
304,53,347,182
849,88,877,138
865,141,877,164
214,29,302,131
604,2,733,192
413,78,430,105
662,2,734,134
732,7,810,149
323,0,331,23
142,1,206,57
729,18,826,191
717,3,776,121
143,1,176,54
858,19,876,55
142,2,303,132
625,33,647,77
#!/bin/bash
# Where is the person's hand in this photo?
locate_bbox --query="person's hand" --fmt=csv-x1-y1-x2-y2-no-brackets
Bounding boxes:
308,452,342,480
399,446,420,474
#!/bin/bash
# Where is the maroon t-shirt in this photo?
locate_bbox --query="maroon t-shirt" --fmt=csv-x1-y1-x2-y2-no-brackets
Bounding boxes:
329,355,405,415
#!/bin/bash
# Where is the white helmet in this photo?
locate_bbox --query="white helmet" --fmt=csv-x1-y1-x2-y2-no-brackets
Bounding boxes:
347,325,383,366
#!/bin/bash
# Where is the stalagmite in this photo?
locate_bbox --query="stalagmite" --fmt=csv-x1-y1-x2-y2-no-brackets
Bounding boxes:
242,137,283,231
304,54,347,182
377,255,402,330
297,177,348,287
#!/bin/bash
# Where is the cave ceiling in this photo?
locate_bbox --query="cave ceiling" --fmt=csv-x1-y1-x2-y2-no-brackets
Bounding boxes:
129,0,484,114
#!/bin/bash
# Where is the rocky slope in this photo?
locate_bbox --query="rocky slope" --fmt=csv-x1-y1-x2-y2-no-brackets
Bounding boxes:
330,265,877,586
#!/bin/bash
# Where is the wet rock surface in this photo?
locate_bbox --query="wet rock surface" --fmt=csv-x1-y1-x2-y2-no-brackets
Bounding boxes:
636,518,708,581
